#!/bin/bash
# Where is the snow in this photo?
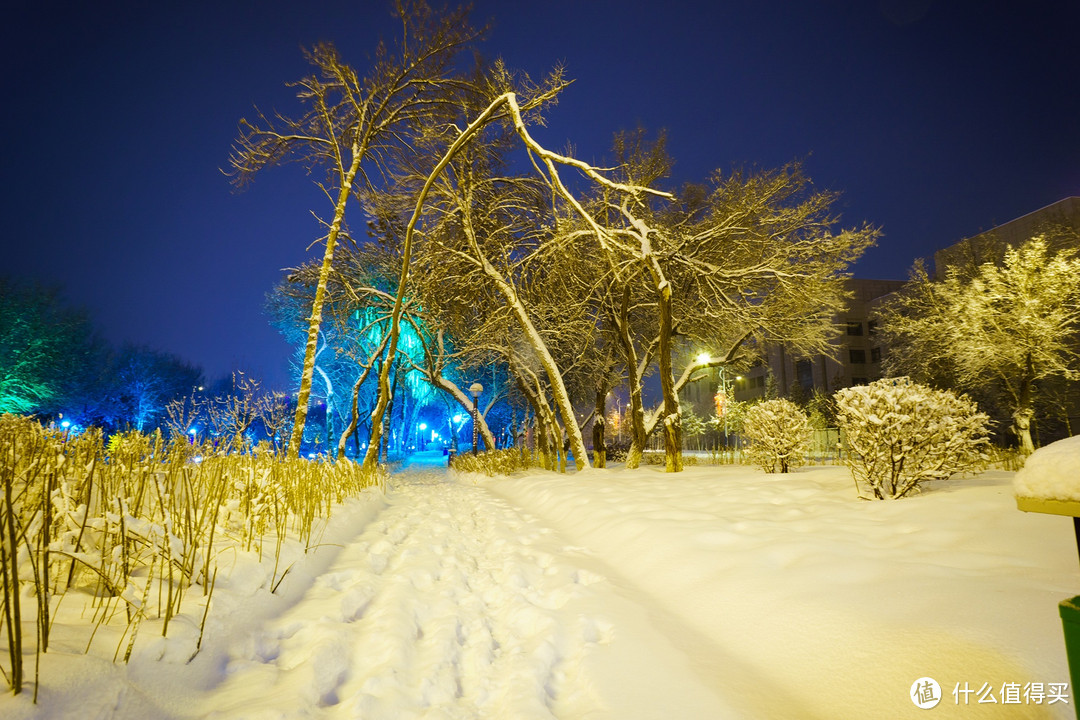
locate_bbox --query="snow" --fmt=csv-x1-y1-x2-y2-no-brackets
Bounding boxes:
1015,435,1080,503
2,453,1077,718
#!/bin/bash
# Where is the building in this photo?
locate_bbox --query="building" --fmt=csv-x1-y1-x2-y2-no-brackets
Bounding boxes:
933,196,1080,277
725,278,906,404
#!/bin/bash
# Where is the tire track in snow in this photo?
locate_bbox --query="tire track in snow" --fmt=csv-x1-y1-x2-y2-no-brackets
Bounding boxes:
202,470,614,719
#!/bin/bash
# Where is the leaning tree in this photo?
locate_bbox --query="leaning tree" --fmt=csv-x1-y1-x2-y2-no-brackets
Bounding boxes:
228,2,482,458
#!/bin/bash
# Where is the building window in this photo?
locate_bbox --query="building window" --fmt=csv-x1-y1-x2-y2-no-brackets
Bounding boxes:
795,359,813,391
849,349,867,364
868,320,878,336
846,321,863,336
871,347,882,363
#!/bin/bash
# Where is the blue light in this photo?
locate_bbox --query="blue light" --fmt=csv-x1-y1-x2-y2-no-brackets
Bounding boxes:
189,427,197,435
60,420,71,429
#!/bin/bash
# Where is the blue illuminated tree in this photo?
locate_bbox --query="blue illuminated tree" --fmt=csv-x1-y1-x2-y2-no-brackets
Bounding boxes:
110,345,203,432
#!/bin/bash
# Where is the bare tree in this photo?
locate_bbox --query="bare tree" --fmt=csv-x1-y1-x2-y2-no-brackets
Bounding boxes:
228,2,482,458
562,141,877,471
259,391,293,453
206,372,263,452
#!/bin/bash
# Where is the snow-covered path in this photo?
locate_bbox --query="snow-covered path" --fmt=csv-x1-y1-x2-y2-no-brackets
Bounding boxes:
193,468,737,719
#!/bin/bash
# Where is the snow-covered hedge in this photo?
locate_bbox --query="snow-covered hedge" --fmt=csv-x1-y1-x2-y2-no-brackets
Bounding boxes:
835,378,990,499
450,447,534,476
742,398,812,473
1013,434,1080,503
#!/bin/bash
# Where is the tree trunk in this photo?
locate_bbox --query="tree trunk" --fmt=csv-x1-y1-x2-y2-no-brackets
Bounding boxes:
336,372,364,461
1014,353,1036,455
335,331,390,460
314,365,334,455
288,146,363,459
593,386,607,468
614,286,648,468
535,416,549,470
380,364,398,464
657,280,683,472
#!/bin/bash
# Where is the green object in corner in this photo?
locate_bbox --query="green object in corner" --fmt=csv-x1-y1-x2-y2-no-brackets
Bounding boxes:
1058,596,1080,718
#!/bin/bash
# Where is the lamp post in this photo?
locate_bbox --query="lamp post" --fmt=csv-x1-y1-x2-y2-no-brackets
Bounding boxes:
719,366,729,447
469,382,484,454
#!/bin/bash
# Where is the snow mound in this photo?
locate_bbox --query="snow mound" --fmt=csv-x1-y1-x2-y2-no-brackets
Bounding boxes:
1014,434,1080,502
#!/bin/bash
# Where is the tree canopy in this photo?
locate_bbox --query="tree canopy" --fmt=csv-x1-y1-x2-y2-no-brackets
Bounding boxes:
879,235,1080,453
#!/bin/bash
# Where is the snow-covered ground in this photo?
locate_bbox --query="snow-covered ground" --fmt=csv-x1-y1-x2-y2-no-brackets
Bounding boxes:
2,453,1077,719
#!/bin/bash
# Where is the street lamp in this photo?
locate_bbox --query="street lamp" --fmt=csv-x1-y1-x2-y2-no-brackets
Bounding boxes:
469,382,484,455
711,365,739,449
418,422,427,450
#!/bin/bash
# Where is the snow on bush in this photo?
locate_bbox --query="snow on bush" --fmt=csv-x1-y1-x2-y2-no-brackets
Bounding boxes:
742,398,812,473
835,377,991,499
1013,434,1080,502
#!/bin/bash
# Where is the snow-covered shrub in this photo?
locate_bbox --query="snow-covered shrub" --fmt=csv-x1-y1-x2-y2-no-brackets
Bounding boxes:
642,451,698,466
835,377,991,499
604,438,631,462
742,399,812,473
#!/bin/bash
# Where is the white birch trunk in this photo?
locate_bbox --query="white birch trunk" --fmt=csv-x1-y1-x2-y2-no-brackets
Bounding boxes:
287,146,362,458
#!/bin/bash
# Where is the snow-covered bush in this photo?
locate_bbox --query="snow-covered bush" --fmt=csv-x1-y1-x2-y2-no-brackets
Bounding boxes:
835,377,991,499
604,438,631,462
642,451,698,466
742,399,812,473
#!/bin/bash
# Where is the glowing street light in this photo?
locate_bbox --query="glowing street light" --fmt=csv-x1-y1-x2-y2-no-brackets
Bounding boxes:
469,382,484,455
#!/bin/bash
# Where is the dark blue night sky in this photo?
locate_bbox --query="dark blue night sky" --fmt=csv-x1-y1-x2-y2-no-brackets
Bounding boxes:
4,0,1078,390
